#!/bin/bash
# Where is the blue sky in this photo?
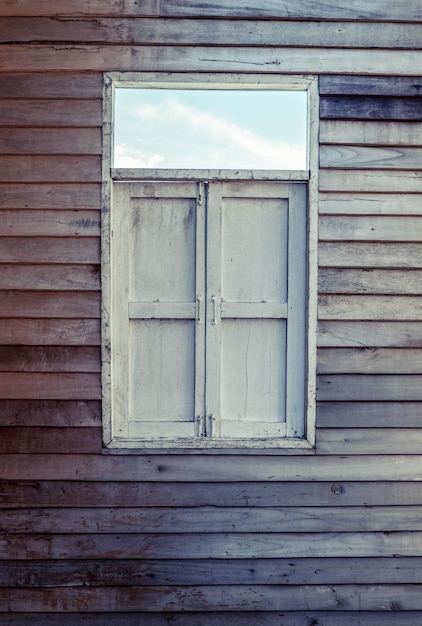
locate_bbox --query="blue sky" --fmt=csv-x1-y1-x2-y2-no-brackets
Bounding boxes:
114,88,307,170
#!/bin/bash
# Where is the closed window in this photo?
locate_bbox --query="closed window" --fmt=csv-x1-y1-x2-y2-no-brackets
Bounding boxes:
102,73,317,450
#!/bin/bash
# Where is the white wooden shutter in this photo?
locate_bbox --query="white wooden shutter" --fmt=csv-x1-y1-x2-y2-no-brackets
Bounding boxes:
111,178,307,444
111,181,205,440
206,181,307,439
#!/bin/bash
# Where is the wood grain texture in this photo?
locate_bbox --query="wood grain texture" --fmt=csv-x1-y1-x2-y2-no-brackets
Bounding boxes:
1,5,422,622
0,319,100,345
320,75,422,96
0,612,420,626
0,72,102,98
318,321,422,345
317,401,422,428
0,0,419,19
0,211,101,236
318,428,422,455
319,170,422,193
317,375,422,401
319,193,422,216
320,121,422,146
3,480,422,507
1,18,422,49
0,238,100,264
320,145,422,169
1,583,422,612
0,400,101,427
2,533,422,560
0,0,159,17
0,156,101,183
0,184,100,209
3,505,422,534
319,269,422,294
319,294,422,322
1,556,422,586
0,373,101,399
0,128,101,155
317,348,422,374
1,455,422,483
0,346,100,372
319,216,422,240
320,96,422,120
0,427,101,453
319,242,422,268
0,292,100,318
0,100,101,126
0,265,100,290
0,45,421,74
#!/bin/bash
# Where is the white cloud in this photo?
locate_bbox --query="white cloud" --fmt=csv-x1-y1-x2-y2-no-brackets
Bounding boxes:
114,144,164,168
115,97,306,170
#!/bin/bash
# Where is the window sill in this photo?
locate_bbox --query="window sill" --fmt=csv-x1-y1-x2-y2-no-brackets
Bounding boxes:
103,437,316,455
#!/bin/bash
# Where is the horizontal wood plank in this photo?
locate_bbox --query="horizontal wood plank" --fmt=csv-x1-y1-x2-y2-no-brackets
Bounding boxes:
317,375,422,401
320,145,422,169
1,455,422,483
0,373,101,399
0,319,100,345
2,556,422,587
0,265,100,290
0,427,101,454
0,211,100,236
158,1,422,21
0,72,102,99
0,238,100,264
0,292,100,319
0,100,101,126
3,505,422,534
0,156,101,183
3,533,422,561
320,96,422,120
319,193,422,215
3,479,422,507
319,242,422,268
320,75,422,96
318,295,422,321
0,45,421,75
0,612,419,626
0,400,101,427
0,184,100,209
317,348,422,374
317,401,422,428
0,128,101,155
319,170,422,193
1,18,422,49
318,428,422,455
0,346,100,372
0,0,159,17
0,0,420,20
317,321,422,345
319,269,422,295
319,216,422,241
320,121,422,146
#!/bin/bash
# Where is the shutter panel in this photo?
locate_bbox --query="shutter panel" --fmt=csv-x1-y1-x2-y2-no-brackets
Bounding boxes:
111,178,307,444
112,181,205,440
206,181,307,439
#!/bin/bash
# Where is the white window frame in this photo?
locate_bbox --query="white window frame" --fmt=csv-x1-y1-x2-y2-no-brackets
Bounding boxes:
102,72,318,452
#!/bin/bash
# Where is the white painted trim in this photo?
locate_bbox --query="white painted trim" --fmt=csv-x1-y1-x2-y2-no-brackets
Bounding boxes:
112,169,309,182
102,71,318,452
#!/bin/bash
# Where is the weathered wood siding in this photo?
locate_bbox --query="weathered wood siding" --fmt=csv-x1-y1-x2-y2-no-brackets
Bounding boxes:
0,3,421,623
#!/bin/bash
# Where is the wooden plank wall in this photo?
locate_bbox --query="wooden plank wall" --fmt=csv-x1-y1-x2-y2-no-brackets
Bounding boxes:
0,2,422,623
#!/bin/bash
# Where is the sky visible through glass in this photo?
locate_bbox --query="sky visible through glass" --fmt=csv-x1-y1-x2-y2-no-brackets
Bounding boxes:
114,88,307,170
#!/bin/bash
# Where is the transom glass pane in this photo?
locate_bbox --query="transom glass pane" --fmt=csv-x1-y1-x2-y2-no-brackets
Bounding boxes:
114,88,307,170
